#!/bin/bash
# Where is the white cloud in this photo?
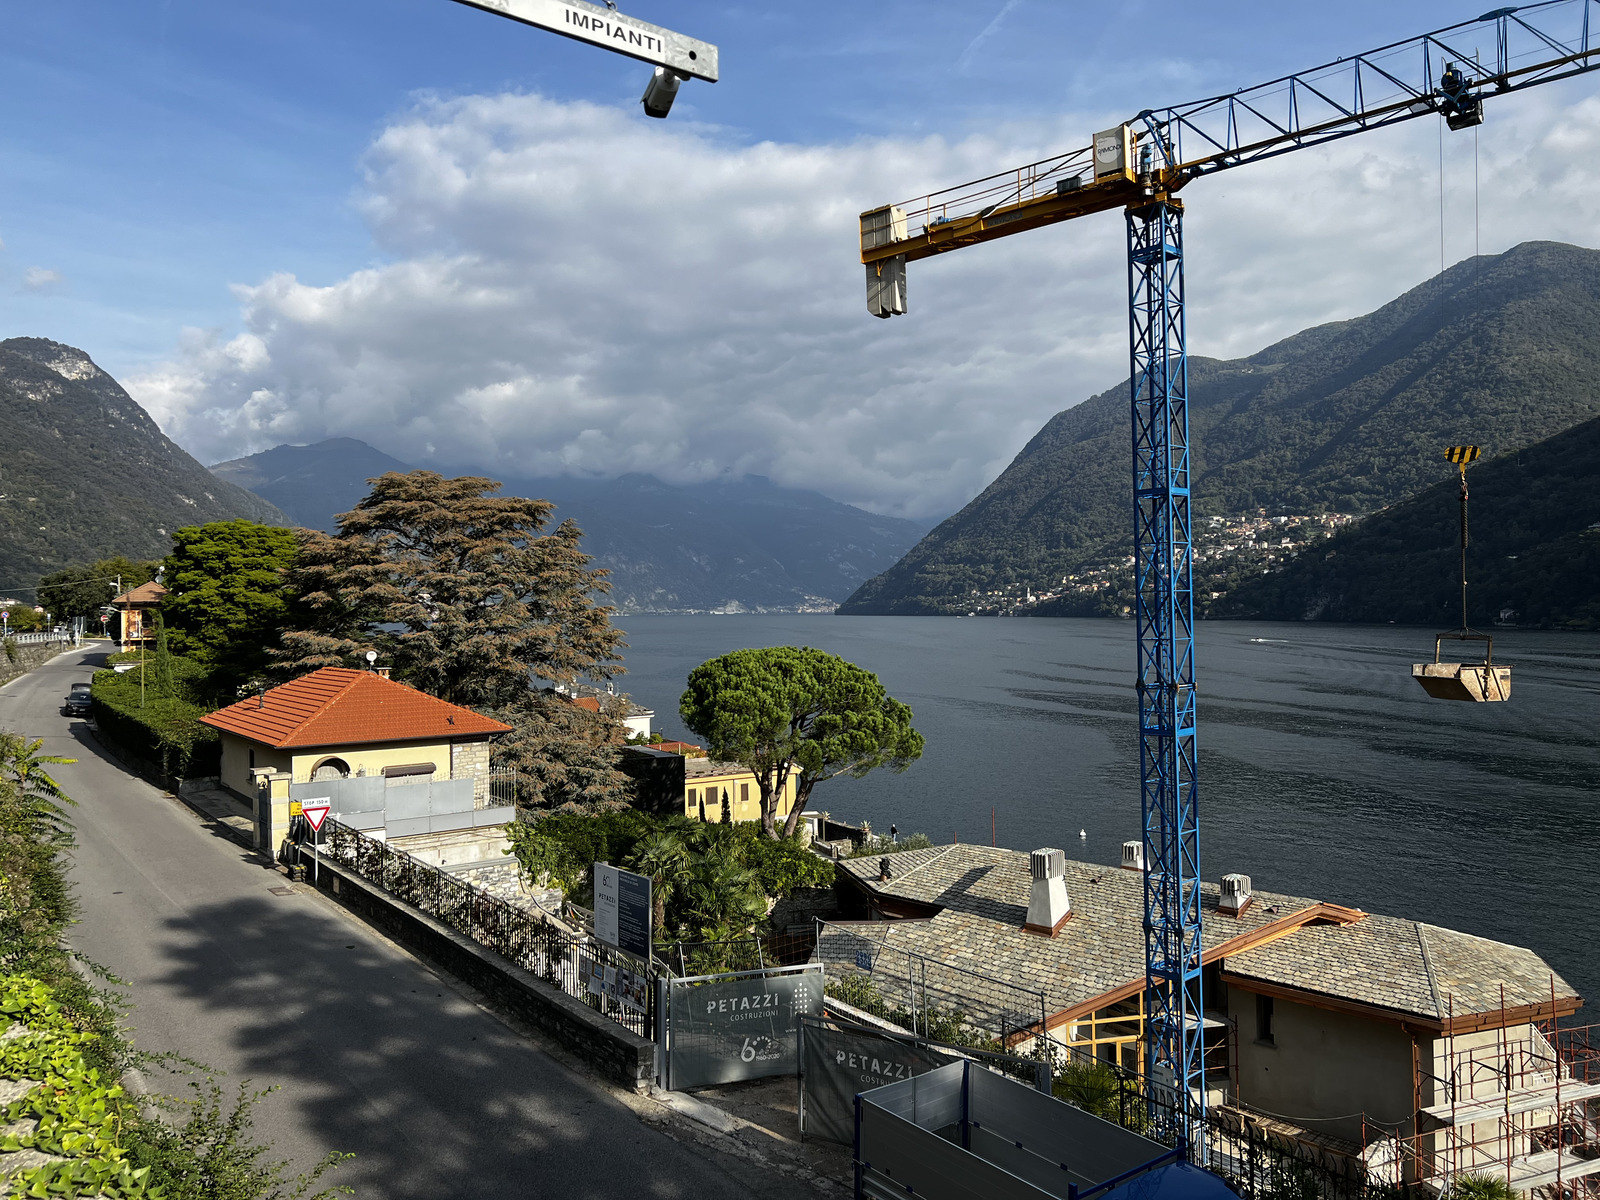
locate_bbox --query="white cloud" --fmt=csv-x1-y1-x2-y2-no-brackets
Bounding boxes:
127,87,1600,521
22,266,63,293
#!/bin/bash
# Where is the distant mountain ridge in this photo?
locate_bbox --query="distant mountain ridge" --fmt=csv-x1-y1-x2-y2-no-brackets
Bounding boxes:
839,241,1600,615
210,439,929,613
0,337,287,592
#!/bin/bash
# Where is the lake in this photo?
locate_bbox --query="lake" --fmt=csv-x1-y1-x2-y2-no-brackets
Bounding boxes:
611,614,1600,1011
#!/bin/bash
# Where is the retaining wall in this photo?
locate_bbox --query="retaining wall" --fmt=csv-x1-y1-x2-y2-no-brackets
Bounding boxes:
309,854,658,1090
0,640,74,691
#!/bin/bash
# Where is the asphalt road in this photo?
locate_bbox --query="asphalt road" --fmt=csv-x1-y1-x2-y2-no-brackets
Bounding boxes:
0,647,815,1199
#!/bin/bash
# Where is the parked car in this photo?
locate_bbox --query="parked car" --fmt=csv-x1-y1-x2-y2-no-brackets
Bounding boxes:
61,682,93,717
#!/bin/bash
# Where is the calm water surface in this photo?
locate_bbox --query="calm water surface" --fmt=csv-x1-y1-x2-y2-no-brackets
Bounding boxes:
612,615,1600,1009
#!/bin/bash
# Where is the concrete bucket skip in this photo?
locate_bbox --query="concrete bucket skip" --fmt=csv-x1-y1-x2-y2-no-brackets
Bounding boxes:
1412,446,1511,703
1413,632,1511,702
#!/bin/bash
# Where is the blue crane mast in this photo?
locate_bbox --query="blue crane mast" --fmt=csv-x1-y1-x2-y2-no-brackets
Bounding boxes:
858,0,1600,1153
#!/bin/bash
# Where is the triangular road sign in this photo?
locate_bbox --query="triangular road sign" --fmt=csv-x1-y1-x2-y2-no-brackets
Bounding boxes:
302,803,331,832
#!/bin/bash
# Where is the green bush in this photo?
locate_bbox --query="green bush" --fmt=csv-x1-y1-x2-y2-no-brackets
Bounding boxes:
505,809,834,931
1448,1175,1519,1200
849,832,933,858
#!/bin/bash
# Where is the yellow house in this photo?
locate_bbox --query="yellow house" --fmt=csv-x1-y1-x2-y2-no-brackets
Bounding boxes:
200,667,510,846
618,744,799,824
683,756,799,824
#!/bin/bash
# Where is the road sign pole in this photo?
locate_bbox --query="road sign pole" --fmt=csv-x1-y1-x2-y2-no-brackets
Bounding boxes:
301,802,332,888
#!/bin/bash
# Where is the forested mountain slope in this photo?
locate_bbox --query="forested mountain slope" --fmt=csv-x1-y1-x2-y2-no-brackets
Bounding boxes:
0,338,286,593
1216,416,1600,629
840,241,1600,615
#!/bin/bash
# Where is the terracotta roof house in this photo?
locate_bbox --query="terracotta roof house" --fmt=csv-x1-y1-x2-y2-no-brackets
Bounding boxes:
110,581,166,646
202,667,509,804
826,843,1590,1191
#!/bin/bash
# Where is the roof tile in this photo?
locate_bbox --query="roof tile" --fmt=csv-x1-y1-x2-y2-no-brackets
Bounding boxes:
200,667,510,749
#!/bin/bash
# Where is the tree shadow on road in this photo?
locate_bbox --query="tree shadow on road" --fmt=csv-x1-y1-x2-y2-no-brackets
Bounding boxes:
139,893,777,1200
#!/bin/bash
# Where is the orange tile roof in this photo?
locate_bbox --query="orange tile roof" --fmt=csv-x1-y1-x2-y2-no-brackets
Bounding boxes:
200,667,510,749
113,582,167,606
570,696,602,713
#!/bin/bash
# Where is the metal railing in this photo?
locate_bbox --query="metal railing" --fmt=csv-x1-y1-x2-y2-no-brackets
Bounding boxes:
3,630,77,646
486,766,519,810
656,929,816,978
318,819,655,1038
813,920,1049,1049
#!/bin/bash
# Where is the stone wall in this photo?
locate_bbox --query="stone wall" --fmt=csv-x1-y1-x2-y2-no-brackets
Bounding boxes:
0,640,75,691
311,856,657,1089
450,738,492,807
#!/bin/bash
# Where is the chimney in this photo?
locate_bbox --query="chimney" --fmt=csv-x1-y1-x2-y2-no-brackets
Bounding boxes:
375,666,392,679
1024,848,1072,936
1121,840,1145,871
1219,873,1253,917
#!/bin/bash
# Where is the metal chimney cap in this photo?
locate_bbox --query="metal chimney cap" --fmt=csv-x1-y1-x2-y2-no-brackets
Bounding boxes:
1030,848,1066,881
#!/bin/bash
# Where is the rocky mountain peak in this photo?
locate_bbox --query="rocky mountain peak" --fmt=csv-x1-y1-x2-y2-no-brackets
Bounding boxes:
1,336,108,384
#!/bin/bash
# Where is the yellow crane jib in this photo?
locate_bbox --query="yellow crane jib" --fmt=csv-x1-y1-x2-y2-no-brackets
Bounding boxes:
860,123,1169,316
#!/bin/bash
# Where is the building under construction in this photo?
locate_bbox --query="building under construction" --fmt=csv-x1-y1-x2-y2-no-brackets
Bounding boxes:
818,843,1598,1197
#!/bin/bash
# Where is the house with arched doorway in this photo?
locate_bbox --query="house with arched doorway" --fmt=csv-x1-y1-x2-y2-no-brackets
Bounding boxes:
201,666,511,853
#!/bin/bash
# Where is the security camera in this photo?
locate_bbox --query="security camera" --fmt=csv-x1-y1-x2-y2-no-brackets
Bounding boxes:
641,66,684,119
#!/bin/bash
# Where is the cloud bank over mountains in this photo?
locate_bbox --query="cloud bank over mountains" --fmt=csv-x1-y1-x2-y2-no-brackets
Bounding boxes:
127,87,1600,521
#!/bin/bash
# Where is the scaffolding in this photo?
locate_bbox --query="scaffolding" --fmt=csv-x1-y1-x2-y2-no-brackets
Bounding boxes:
1416,1012,1600,1198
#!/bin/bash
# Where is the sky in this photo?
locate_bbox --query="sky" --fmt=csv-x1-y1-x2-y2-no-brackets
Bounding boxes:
2,1,1599,522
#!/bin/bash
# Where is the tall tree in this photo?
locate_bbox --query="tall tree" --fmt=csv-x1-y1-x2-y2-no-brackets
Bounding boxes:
680,647,924,839
160,521,299,691
490,690,634,812
278,471,623,710
36,556,161,623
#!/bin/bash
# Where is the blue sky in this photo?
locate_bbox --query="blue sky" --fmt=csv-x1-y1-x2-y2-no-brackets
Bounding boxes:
3,1,1598,518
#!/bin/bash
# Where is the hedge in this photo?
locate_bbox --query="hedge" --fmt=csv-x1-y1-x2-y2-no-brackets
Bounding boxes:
89,657,220,784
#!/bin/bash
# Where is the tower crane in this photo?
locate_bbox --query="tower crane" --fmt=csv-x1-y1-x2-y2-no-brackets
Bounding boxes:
859,0,1600,1150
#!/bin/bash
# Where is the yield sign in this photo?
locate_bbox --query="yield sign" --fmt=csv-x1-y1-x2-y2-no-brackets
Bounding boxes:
302,802,331,832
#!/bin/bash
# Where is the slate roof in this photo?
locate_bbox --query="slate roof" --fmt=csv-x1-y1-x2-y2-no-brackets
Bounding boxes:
835,845,1580,1026
200,667,510,749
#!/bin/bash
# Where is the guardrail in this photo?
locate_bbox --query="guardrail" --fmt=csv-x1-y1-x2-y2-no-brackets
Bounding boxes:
3,631,77,646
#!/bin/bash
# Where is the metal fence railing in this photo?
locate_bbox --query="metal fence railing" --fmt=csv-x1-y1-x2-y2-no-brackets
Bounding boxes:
813,920,1049,1049
318,820,655,1038
486,767,518,810
4,630,77,646
656,929,816,978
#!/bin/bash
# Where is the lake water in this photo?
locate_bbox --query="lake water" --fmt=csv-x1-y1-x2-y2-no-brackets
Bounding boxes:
611,614,1600,1012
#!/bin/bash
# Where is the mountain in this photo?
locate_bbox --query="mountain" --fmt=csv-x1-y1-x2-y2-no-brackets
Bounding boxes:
210,438,411,531
0,338,287,591
208,439,928,612
1214,416,1600,629
839,241,1600,615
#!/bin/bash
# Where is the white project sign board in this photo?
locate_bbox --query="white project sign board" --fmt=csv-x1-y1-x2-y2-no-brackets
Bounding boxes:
593,861,653,961
450,0,718,82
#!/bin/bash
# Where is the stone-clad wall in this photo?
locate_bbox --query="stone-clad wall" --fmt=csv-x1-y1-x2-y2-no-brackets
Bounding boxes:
313,856,657,1089
0,640,74,691
450,738,493,808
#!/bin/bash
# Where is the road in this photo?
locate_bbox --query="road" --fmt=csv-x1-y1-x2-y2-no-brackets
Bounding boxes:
0,647,817,1199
